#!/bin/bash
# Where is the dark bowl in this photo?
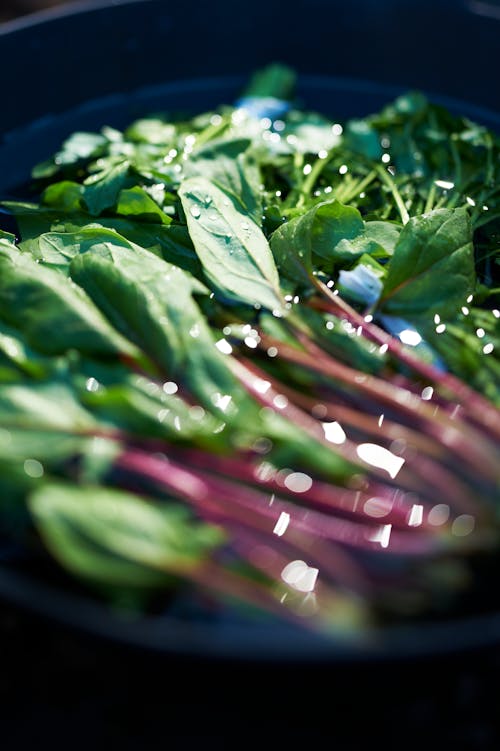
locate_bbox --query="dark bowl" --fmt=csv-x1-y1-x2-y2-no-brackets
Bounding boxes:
0,0,499,665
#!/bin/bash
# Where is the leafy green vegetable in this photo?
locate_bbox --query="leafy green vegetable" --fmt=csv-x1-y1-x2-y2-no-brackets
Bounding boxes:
379,207,475,320
179,176,283,311
0,64,499,636
29,482,225,589
0,237,137,358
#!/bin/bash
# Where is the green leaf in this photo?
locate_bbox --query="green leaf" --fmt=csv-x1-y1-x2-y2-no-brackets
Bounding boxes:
283,111,342,155
124,118,177,145
0,322,49,377
68,239,244,414
76,364,225,447
379,207,475,319
5,200,205,279
185,138,263,224
344,119,383,160
70,250,184,372
83,160,130,215
0,379,96,433
29,482,225,588
116,186,172,224
0,239,137,358
364,221,401,256
42,181,84,211
32,131,109,179
270,200,383,283
179,176,283,311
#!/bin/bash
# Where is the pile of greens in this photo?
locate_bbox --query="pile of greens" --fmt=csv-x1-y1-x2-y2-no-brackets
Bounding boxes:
0,65,499,635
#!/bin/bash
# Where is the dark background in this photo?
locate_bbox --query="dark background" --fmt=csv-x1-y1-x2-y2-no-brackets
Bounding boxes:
0,0,71,23
1,1,500,748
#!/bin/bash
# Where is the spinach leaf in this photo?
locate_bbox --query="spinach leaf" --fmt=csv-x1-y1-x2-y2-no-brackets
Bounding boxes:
116,186,172,224
185,138,263,224
29,482,225,589
379,207,475,320
270,199,388,284
179,176,283,311
0,238,137,358
83,160,130,215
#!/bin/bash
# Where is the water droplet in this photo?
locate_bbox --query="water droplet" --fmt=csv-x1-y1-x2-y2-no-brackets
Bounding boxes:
163,381,178,395
215,338,232,354
252,437,273,454
363,497,393,518
273,511,290,537
367,523,392,548
399,329,422,346
389,438,406,455
356,443,405,479
244,336,259,349
189,206,201,218
428,504,450,526
273,394,288,409
407,504,424,527
212,393,232,412
188,406,206,421
24,459,44,479
267,346,278,358
241,222,249,230
322,421,346,444
284,472,313,493
483,342,494,354
85,377,100,393
189,324,200,338
452,514,475,536
253,378,271,394
311,403,327,418
281,560,318,592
